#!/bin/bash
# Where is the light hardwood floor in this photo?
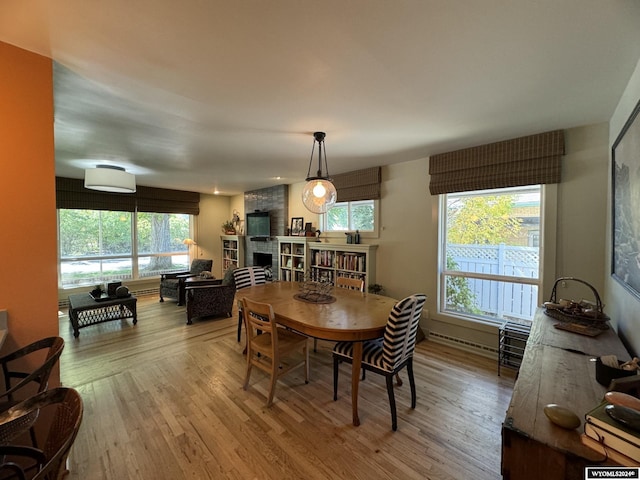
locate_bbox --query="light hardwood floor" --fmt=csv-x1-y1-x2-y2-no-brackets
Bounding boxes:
59,294,515,480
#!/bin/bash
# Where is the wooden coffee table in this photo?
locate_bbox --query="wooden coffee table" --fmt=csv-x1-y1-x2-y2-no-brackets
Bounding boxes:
68,293,137,338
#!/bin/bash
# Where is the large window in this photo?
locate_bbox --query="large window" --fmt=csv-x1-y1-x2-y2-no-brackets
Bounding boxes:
322,200,377,233
441,186,542,324
59,209,192,288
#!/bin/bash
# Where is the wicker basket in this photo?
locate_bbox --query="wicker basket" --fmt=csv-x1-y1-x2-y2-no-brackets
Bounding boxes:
543,277,610,325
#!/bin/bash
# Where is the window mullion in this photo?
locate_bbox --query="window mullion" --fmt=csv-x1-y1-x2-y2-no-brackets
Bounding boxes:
444,270,540,286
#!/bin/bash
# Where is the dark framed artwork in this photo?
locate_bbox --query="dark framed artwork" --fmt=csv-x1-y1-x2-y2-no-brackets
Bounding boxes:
612,98,640,298
290,217,304,236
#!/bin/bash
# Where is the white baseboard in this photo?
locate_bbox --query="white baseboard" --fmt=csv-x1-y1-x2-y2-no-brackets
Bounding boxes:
58,288,159,309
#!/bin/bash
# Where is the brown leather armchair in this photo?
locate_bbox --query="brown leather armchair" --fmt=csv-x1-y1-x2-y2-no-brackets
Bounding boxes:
159,259,213,305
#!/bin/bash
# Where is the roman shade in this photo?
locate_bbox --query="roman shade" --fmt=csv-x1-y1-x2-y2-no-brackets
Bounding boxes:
332,166,381,202
56,177,200,215
428,130,564,195
135,186,200,214
56,177,136,212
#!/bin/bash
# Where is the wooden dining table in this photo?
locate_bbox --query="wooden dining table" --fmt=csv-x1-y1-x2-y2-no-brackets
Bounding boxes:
235,281,398,426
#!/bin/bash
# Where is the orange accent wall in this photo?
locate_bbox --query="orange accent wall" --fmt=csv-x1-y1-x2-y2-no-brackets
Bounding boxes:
0,41,59,383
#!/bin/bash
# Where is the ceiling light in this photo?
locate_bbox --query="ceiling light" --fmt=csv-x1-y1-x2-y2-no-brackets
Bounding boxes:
84,165,136,193
302,131,337,214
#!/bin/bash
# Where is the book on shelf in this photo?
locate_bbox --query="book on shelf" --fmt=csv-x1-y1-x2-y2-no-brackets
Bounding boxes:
584,401,640,462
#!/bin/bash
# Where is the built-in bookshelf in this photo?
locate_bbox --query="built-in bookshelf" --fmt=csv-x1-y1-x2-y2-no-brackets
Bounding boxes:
277,237,312,282
221,235,245,271
308,243,377,291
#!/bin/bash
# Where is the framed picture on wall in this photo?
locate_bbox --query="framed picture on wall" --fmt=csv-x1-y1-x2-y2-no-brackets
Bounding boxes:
290,217,304,236
612,97,640,298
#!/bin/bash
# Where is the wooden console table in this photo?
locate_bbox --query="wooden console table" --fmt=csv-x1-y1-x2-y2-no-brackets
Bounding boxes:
502,308,632,479
68,293,137,338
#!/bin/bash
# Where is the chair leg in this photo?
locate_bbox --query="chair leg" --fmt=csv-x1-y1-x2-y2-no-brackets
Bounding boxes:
407,358,416,409
395,373,403,386
303,342,310,384
266,360,279,407
333,355,340,401
313,338,318,352
243,357,252,391
237,312,243,342
386,374,398,431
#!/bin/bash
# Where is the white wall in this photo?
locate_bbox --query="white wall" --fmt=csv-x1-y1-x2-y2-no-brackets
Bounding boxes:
208,123,612,356
379,125,610,354
556,123,609,297
606,57,640,356
197,194,232,278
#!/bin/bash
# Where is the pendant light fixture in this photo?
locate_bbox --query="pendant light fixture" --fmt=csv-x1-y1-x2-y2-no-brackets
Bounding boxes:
84,165,136,193
302,131,337,214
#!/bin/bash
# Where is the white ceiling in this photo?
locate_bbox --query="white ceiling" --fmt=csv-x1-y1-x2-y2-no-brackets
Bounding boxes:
2,0,640,195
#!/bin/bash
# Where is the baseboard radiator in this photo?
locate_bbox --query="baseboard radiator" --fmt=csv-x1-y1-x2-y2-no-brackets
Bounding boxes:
427,331,498,360
58,287,159,309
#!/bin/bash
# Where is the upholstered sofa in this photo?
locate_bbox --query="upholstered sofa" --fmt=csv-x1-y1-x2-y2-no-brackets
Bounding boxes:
185,280,235,325
159,259,213,305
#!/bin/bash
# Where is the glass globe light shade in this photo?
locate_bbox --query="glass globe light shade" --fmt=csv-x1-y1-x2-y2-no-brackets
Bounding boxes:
302,179,337,214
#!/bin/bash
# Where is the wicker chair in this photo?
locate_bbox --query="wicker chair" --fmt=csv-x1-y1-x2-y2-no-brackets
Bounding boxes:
0,337,65,448
0,387,83,480
185,281,236,325
0,337,65,409
159,259,213,305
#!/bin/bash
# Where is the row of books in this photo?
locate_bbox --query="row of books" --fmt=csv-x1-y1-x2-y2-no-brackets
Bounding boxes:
582,400,640,464
311,251,366,272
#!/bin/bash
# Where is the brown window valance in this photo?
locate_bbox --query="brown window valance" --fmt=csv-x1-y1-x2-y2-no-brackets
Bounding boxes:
428,130,564,195
332,166,381,202
56,177,200,215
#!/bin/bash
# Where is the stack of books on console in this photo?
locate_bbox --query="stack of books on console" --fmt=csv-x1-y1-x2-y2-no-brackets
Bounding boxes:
582,396,640,465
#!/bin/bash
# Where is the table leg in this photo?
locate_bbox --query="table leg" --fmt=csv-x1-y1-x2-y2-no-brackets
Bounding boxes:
351,341,363,426
70,310,80,338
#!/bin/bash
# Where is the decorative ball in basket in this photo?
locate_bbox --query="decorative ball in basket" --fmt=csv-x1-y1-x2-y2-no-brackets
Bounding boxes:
543,277,609,328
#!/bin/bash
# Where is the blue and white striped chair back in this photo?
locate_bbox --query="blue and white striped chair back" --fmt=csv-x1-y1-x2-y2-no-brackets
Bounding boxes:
381,294,426,371
233,266,267,290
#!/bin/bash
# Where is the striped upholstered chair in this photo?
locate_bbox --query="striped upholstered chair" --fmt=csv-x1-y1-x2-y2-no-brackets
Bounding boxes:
332,293,427,431
233,266,267,342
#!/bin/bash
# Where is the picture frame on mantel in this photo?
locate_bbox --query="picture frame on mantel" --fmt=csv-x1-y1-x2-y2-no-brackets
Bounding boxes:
612,97,640,299
290,217,304,236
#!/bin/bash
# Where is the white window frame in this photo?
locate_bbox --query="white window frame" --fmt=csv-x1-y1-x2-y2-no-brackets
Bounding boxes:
437,185,551,326
321,199,379,238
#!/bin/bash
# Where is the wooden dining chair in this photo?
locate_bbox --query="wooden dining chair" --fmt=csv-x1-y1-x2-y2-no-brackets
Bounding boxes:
312,276,366,352
335,276,365,292
233,266,267,342
332,293,427,431
241,297,309,407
